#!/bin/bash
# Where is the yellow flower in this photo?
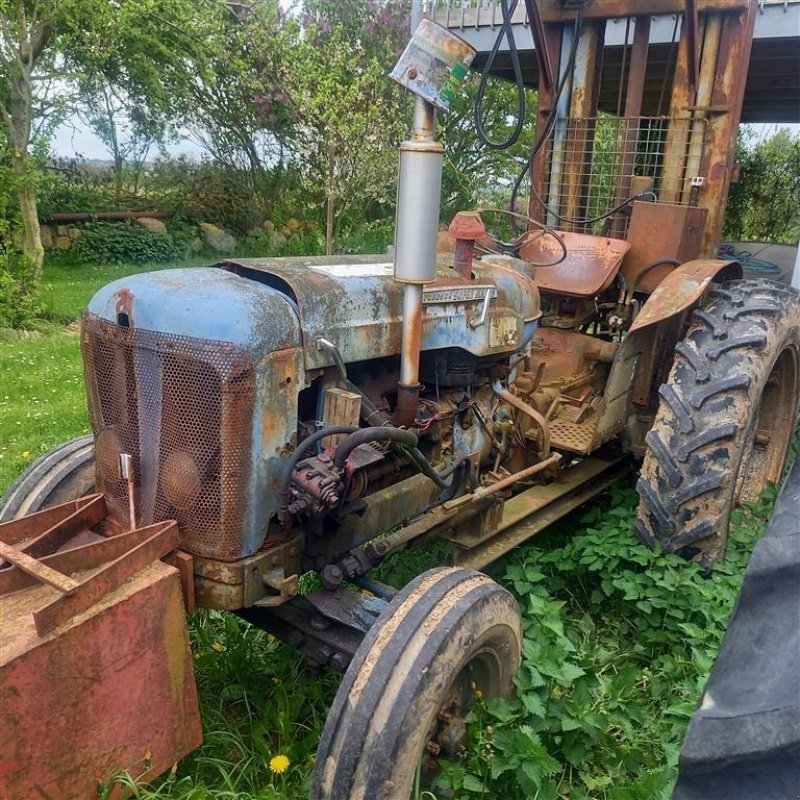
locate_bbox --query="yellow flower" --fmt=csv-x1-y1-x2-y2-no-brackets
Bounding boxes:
21,450,31,459
269,754,290,774
211,642,225,653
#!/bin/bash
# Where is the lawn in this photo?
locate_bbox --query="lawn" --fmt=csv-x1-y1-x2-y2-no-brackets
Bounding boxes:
1,257,790,800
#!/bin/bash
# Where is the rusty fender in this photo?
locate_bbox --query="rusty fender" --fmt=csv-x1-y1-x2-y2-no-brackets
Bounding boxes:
629,259,742,333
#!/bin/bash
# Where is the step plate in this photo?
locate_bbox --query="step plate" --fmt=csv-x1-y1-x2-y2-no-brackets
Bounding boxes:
451,456,634,570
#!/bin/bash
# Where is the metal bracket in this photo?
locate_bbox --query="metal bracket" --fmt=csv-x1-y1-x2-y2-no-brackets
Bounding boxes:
469,287,495,329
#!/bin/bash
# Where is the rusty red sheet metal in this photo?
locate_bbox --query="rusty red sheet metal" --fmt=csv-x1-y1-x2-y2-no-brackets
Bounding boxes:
522,231,630,297
0,495,201,798
0,560,202,800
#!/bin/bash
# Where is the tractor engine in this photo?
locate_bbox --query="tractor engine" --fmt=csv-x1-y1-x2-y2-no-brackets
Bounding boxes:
80,253,552,584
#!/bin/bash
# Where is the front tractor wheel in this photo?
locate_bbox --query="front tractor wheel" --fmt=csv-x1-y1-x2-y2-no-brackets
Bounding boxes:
310,567,522,800
636,280,800,564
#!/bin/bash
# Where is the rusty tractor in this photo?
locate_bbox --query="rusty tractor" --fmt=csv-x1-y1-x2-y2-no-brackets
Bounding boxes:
2,1,799,798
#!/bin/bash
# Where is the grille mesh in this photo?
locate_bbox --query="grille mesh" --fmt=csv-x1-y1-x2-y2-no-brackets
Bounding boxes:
81,313,256,561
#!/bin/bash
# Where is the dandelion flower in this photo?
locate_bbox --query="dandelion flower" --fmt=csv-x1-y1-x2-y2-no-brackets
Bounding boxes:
21,450,31,459
269,754,290,774
211,642,225,653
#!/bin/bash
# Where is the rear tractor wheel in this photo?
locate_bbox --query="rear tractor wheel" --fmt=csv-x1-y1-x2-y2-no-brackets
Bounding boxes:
310,567,522,800
0,435,96,522
636,279,800,565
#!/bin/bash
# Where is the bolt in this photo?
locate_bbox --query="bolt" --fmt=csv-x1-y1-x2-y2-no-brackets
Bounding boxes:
329,652,349,672
310,614,331,631
315,645,333,663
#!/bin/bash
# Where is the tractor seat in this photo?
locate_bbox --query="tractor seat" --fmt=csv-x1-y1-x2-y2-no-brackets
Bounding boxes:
522,231,630,298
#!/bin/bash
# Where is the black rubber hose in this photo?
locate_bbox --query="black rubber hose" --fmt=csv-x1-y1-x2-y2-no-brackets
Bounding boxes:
474,0,526,151
278,425,358,515
333,427,418,469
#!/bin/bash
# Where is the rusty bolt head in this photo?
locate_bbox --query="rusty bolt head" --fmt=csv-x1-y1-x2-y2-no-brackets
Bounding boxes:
448,211,486,241
425,740,441,757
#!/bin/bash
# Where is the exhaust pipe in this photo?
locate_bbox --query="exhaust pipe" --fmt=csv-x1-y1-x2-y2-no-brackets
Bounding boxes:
390,18,475,426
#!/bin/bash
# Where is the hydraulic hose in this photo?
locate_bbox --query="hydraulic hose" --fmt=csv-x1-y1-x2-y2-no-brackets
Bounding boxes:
333,427,418,469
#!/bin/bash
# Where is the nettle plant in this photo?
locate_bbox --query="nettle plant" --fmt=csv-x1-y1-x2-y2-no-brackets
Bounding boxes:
432,481,773,800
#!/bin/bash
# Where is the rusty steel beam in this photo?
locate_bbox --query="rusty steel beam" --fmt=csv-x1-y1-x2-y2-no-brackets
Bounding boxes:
611,15,652,238
682,13,723,203
525,0,555,93
33,520,179,635
563,20,606,225
0,541,79,594
660,17,700,204
699,3,758,254
530,23,563,224
453,457,634,569
539,0,748,21
0,494,105,546
15,494,106,559
685,0,701,89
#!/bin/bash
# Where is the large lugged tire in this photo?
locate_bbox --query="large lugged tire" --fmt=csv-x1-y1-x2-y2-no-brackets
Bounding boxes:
636,279,800,564
0,435,96,521
310,567,522,800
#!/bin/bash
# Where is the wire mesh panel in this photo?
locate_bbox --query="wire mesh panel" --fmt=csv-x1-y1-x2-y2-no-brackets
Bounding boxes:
532,116,709,235
81,313,256,561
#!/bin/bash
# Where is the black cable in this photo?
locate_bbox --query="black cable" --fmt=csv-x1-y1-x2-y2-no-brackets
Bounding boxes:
508,11,657,228
474,0,526,151
508,12,583,218
528,185,657,227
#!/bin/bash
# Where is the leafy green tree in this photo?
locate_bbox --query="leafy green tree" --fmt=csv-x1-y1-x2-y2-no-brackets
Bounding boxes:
725,127,800,245
0,0,223,280
277,1,409,253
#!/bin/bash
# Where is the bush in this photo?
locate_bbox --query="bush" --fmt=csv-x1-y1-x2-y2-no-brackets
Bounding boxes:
0,252,43,329
337,218,394,254
73,221,180,265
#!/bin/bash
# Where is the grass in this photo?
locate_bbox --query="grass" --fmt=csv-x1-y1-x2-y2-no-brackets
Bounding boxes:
2,256,792,799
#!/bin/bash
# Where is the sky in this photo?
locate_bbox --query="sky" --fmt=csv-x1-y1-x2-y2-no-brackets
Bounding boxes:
51,115,799,162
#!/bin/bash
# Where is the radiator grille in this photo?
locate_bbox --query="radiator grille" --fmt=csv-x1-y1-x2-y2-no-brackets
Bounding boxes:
81,313,256,561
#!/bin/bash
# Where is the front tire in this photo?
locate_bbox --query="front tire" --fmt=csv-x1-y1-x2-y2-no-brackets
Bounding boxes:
0,435,95,521
636,280,800,564
310,567,522,800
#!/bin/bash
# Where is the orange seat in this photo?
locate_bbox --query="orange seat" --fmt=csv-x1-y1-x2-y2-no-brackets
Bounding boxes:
522,231,630,298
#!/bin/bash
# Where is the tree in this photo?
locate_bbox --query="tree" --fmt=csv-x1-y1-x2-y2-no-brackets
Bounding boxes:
0,1,57,273
0,0,223,281
725,127,800,245
277,1,410,253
